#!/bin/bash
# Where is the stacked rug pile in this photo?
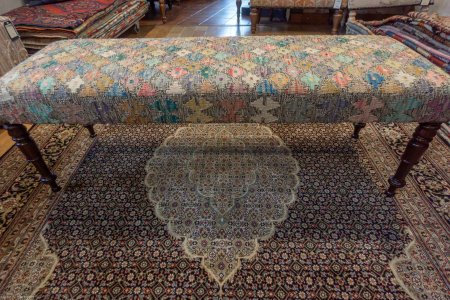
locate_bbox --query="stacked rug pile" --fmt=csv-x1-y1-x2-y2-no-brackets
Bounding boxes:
3,0,148,52
348,12,450,73
346,12,450,144
0,123,449,299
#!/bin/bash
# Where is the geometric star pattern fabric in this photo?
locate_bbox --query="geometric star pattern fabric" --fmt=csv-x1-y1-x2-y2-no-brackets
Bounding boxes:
1,36,449,124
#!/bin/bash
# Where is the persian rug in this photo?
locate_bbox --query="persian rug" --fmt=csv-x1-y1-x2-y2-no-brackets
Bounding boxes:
0,123,448,299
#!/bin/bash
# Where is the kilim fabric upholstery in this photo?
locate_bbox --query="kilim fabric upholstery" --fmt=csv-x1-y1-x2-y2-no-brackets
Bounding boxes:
0,36,449,125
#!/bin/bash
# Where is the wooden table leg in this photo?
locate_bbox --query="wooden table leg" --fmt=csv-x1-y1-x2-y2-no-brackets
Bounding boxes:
386,123,441,197
251,8,259,34
4,124,61,192
236,0,242,19
159,0,167,23
332,9,343,35
352,123,366,139
84,125,97,138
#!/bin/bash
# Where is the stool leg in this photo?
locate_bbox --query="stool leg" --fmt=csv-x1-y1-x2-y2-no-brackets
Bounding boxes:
4,124,61,192
159,0,167,23
236,0,242,19
352,123,366,139
251,8,259,34
84,125,97,138
332,9,343,35
386,123,441,197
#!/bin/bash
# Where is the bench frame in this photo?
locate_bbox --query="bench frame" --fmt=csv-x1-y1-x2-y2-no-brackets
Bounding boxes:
249,7,344,35
2,122,442,196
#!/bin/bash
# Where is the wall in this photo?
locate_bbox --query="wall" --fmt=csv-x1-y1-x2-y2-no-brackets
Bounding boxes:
0,0,26,15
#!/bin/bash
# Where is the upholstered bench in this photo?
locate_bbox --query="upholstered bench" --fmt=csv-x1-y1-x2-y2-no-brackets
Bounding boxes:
0,36,449,196
249,0,345,34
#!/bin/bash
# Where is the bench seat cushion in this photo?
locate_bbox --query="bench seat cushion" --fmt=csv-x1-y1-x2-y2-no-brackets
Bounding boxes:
251,0,338,8
0,36,449,124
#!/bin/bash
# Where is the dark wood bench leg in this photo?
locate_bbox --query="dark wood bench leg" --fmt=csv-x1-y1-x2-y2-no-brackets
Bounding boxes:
84,125,97,138
236,0,242,19
159,0,167,23
251,8,259,34
332,9,343,35
386,123,441,197
352,122,366,139
4,124,61,192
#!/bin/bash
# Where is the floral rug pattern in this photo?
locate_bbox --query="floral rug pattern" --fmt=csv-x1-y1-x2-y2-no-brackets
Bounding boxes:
0,123,448,299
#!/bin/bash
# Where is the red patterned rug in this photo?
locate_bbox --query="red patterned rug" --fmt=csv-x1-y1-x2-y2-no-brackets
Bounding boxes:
0,123,448,299
5,0,125,29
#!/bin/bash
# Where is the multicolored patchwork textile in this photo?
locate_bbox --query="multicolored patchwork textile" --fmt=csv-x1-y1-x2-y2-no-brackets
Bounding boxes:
354,13,450,73
359,13,450,37
376,26,450,73
408,11,450,34
0,36,449,124
250,0,339,8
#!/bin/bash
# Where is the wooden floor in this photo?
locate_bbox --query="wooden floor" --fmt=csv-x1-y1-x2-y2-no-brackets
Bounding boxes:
0,129,13,157
0,125,32,157
126,0,333,38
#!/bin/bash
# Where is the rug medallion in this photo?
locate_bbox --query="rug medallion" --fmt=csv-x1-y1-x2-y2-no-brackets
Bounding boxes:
145,124,299,291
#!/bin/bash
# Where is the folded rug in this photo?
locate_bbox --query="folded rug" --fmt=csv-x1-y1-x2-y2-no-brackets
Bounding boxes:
79,0,147,38
7,0,147,52
4,0,125,29
360,13,450,73
408,11,450,34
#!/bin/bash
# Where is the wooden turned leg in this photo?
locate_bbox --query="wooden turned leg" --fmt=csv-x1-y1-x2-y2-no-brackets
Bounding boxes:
352,123,366,139
332,9,343,35
251,8,259,34
236,0,242,18
4,124,61,192
84,125,96,138
133,22,140,34
159,0,167,23
386,123,441,197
